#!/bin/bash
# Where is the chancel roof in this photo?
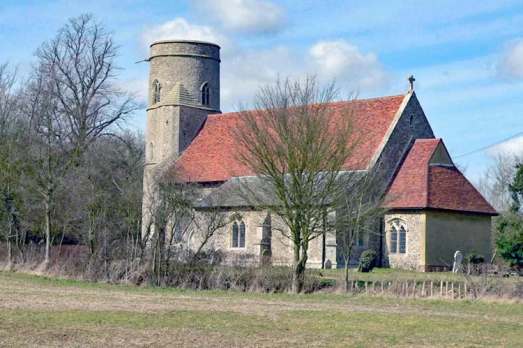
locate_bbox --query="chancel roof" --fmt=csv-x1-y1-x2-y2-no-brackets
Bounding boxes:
383,138,497,215
174,94,406,183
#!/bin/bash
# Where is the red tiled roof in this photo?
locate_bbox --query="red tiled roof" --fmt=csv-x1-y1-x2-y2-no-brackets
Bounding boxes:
174,95,406,182
383,139,497,215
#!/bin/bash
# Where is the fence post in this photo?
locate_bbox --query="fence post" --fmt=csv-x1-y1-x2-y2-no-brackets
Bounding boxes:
430,281,433,297
464,282,467,298
365,282,368,294
458,282,461,299
451,282,454,299
422,281,426,297
446,281,449,298
440,281,443,297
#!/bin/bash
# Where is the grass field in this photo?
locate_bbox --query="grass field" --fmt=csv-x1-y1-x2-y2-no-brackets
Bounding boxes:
0,270,522,348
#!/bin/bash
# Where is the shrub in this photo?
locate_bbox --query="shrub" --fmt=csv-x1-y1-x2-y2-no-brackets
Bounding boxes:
358,249,377,273
465,250,485,265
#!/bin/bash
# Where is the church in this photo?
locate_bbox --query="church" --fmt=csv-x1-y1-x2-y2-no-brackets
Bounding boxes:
142,40,497,271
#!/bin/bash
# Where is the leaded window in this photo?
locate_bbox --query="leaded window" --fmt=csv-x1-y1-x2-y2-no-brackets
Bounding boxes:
389,219,407,254
232,222,239,248
390,226,397,253
399,226,406,253
239,221,246,248
232,219,246,248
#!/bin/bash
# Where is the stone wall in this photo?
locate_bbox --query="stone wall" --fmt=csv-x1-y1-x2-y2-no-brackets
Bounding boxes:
148,41,220,111
383,211,425,270
373,92,435,187
191,208,325,268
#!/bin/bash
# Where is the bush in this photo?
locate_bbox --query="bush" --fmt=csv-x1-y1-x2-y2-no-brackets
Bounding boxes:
358,249,377,273
465,250,485,265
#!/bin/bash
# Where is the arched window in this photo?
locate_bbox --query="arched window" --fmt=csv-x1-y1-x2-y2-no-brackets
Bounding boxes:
153,80,161,104
239,221,246,248
389,219,407,254
201,82,210,106
390,226,398,253
231,219,246,248
232,222,239,248
399,226,406,253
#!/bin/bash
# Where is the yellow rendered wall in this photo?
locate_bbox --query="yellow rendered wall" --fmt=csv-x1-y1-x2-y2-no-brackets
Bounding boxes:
425,210,492,268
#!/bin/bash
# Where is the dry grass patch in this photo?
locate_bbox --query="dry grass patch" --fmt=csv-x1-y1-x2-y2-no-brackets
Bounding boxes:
0,271,522,348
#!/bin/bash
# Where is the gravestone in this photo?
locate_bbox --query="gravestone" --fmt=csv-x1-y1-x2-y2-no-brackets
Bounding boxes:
452,250,463,274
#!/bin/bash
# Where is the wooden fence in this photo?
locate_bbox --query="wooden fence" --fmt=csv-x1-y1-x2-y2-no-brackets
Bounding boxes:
347,280,481,299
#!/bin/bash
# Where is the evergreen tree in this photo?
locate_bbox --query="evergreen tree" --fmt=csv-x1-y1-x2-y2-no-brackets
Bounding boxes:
496,163,523,269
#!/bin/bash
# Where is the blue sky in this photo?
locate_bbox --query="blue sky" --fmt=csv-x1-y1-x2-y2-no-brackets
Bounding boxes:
1,0,523,184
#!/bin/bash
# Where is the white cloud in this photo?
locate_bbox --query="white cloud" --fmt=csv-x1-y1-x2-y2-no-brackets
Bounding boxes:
497,38,523,80
197,0,285,34
221,46,300,110
138,18,235,56
137,21,391,111
486,136,523,158
308,40,391,91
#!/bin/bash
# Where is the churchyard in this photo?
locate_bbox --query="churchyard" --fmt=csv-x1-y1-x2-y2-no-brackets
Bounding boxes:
0,270,522,348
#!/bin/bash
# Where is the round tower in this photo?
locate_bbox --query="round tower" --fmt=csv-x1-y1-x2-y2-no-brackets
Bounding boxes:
148,40,220,112
142,40,221,239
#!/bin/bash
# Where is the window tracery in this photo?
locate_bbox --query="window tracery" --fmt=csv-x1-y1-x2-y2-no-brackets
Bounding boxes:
389,218,407,254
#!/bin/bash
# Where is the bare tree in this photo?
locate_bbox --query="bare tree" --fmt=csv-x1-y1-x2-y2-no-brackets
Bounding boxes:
24,14,140,267
477,153,520,212
0,62,28,265
237,76,358,293
336,169,387,291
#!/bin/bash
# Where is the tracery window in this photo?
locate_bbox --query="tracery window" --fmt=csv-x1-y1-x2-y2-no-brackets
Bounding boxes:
390,226,398,253
201,82,210,106
399,226,406,253
389,219,407,254
232,220,246,248
153,80,161,104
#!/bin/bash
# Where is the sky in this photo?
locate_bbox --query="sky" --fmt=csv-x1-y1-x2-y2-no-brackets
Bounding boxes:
1,0,523,184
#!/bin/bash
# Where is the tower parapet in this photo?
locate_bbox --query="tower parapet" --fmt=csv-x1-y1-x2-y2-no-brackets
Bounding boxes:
147,40,220,112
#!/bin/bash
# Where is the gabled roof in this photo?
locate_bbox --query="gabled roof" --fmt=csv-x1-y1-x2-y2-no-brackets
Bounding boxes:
174,94,407,182
383,138,497,215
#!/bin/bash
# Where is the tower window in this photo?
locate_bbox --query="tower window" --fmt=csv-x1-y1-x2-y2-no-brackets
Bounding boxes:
149,141,155,161
201,82,210,106
153,80,161,104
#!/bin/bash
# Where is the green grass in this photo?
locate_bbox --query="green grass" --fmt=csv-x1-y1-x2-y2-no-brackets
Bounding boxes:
0,270,522,347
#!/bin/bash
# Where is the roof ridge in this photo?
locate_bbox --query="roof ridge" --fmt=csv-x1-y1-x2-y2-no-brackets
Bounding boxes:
208,94,408,119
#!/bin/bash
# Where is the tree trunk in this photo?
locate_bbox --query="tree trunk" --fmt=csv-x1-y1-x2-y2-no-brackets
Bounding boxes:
43,193,52,267
344,258,350,292
292,242,308,294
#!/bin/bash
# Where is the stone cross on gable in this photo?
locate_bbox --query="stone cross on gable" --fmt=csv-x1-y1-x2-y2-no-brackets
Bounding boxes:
408,75,415,92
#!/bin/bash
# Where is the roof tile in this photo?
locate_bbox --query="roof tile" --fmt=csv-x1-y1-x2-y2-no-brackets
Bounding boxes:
383,139,497,215
174,94,406,182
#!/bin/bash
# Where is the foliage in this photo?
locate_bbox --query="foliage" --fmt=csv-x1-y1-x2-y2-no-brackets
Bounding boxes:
496,212,523,268
464,250,485,265
496,163,523,269
357,249,377,273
